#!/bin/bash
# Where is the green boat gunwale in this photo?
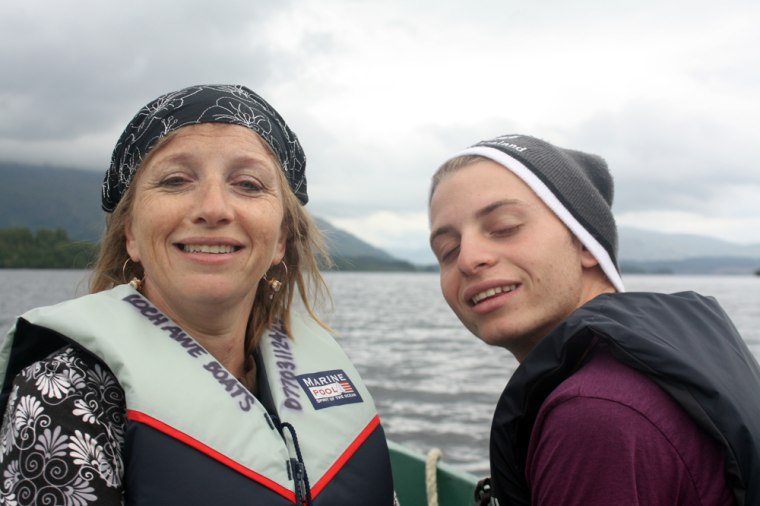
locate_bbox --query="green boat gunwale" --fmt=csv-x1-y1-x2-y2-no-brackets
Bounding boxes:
388,440,484,506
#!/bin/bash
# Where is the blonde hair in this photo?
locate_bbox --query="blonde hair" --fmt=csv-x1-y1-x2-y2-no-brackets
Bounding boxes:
90,131,333,366
429,154,490,205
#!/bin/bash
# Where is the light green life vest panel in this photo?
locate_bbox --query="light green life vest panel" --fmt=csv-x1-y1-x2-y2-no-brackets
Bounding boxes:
0,284,381,498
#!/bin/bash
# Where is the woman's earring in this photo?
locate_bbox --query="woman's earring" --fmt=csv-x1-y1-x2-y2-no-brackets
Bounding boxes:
129,277,144,291
264,263,287,299
268,278,283,293
122,257,144,291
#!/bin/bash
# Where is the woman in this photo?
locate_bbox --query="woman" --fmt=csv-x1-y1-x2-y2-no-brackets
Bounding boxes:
0,85,395,505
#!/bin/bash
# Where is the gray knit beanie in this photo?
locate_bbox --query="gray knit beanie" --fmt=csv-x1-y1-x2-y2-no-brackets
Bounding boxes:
446,134,624,292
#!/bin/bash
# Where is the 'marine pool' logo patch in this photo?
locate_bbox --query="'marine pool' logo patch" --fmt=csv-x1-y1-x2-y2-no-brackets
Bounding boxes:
296,369,363,410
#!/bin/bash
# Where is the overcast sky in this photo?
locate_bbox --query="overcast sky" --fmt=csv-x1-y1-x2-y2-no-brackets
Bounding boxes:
2,0,759,263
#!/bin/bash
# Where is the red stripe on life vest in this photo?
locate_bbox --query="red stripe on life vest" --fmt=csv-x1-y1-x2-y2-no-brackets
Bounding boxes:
310,415,382,498
127,410,296,503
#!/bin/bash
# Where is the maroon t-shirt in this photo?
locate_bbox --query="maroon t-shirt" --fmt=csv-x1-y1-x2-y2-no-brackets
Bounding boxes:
526,347,735,505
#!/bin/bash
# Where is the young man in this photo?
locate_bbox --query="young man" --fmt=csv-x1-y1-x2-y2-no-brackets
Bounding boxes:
428,134,760,506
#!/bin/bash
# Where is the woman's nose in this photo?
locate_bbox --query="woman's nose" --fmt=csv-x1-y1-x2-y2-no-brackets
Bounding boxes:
192,180,234,226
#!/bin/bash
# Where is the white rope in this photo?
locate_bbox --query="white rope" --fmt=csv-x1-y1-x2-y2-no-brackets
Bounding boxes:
425,447,444,506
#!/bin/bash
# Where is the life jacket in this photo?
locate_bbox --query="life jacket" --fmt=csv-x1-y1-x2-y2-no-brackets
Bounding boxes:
489,291,760,506
0,284,394,505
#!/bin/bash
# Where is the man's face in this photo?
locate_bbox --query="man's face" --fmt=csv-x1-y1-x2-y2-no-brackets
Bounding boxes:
429,159,598,361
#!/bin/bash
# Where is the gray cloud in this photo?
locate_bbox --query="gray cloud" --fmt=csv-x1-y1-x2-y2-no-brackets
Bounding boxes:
568,100,760,217
1,0,758,252
0,1,288,145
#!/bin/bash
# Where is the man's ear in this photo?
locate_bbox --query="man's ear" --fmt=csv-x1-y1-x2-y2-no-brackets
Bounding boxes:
580,245,599,269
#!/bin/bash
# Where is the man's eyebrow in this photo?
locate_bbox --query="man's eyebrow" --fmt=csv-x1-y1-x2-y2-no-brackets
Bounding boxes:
475,198,523,219
429,198,523,246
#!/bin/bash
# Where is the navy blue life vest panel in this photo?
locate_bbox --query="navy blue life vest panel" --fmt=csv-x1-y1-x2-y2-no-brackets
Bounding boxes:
125,422,287,505
490,291,760,506
124,421,393,505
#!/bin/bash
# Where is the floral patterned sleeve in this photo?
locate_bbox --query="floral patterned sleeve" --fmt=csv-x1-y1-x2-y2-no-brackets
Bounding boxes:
0,346,126,506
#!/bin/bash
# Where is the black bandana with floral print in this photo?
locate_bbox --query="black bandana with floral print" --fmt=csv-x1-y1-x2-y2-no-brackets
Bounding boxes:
102,84,307,212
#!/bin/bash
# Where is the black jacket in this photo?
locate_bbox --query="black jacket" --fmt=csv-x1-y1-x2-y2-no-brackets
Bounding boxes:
490,291,760,506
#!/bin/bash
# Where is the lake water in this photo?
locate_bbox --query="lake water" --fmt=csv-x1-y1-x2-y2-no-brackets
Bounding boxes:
1,269,759,477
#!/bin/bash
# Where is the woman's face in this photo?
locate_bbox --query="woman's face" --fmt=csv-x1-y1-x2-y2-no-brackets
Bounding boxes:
125,123,287,317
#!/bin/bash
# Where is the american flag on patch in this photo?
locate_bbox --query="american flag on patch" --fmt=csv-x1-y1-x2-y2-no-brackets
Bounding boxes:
339,381,354,393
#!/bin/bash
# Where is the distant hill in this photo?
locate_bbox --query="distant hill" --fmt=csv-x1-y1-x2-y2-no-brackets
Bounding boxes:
0,162,415,271
619,226,760,261
0,162,104,241
618,227,760,275
314,217,394,261
2,162,759,274
313,217,416,271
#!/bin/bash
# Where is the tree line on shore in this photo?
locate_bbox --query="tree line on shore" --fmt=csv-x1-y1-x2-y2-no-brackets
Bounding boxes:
0,228,98,269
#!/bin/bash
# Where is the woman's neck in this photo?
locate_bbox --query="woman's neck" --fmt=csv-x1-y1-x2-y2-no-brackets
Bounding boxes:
143,288,252,379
